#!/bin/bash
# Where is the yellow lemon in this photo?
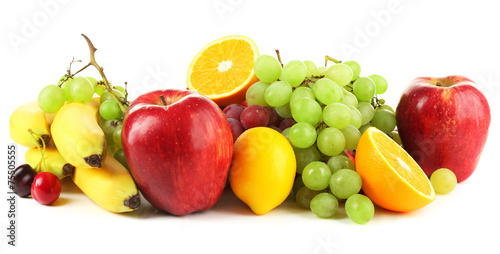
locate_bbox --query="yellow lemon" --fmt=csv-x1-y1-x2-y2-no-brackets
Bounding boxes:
229,127,296,215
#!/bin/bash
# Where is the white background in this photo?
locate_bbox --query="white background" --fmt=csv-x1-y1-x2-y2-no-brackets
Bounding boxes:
1,0,499,253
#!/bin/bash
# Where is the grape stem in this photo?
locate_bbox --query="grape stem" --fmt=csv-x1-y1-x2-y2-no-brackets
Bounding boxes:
275,49,284,67
81,34,128,112
324,55,341,67
28,129,46,173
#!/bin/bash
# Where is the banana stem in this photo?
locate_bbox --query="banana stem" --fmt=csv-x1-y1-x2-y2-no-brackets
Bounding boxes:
81,34,127,113
28,129,46,173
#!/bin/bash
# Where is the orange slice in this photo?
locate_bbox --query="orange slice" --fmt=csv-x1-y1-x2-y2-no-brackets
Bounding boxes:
187,35,259,107
356,127,435,212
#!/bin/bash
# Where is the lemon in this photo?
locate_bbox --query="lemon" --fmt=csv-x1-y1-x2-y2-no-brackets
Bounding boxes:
229,127,296,215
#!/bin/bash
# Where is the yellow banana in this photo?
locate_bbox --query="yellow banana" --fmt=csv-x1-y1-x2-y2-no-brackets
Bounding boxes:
72,154,140,213
51,98,107,168
25,143,74,180
10,101,51,147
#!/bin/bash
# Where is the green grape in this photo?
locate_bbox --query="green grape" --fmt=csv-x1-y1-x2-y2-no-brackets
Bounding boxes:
86,77,98,91
369,74,388,95
293,145,321,174
310,193,339,218
292,174,305,198
100,120,121,146
340,125,361,150
327,154,355,173
289,122,317,148
345,194,375,225
343,60,361,81
275,103,292,118
388,131,402,146
317,127,345,156
265,81,292,107
254,55,282,83
304,60,320,77
280,60,307,87
113,125,123,149
295,186,322,209
322,103,352,129
347,105,363,129
357,102,375,125
323,63,353,87
290,97,322,126
329,169,362,199
94,83,106,96
313,78,343,105
113,149,129,170
100,89,125,104
430,168,457,194
318,66,327,74
59,79,73,101
100,100,123,120
246,81,271,107
70,77,94,102
281,127,291,142
375,104,395,114
291,86,315,102
371,109,397,133
113,85,127,97
352,77,376,102
38,85,66,113
341,88,358,107
359,123,373,135
302,161,332,191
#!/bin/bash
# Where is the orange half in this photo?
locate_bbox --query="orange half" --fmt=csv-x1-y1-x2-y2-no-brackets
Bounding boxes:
187,35,259,107
356,127,435,212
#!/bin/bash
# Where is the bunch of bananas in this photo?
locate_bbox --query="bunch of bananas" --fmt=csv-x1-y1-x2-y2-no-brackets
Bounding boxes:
10,98,140,213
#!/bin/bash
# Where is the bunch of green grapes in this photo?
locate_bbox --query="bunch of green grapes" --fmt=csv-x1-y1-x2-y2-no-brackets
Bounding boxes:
234,54,402,224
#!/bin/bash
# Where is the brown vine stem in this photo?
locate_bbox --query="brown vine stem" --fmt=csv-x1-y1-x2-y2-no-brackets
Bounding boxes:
81,34,127,112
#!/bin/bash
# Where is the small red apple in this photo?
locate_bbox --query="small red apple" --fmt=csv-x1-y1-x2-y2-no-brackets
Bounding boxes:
122,89,233,215
396,75,490,182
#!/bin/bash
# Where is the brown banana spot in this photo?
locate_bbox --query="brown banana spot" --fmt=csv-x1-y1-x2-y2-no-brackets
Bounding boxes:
40,134,51,146
124,194,141,210
84,154,102,168
62,163,75,176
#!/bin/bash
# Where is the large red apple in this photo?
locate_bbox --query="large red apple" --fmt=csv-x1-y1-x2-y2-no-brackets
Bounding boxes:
396,75,490,182
122,89,233,215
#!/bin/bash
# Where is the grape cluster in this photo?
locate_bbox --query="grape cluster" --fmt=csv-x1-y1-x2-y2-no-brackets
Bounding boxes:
223,54,401,224
37,73,130,170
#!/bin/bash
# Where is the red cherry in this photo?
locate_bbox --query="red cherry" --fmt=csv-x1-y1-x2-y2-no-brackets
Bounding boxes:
31,172,61,205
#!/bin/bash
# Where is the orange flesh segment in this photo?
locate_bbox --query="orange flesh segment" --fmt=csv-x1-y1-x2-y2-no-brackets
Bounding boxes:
190,39,255,97
371,130,433,196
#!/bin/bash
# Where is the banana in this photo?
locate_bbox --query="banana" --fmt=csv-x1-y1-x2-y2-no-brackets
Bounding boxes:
51,98,107,168
25,142,74,180
72,154,140,213
10,101,51,147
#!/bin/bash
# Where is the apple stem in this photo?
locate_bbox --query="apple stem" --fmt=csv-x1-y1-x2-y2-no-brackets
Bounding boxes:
436,82,442,87
159,95,168,106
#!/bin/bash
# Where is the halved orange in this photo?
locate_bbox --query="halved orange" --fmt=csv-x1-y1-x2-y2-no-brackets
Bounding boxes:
356,127,435,212
187,35,259,107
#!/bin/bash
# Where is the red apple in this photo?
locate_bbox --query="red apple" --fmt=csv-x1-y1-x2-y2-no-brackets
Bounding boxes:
396,75,490,182
122,89,233,215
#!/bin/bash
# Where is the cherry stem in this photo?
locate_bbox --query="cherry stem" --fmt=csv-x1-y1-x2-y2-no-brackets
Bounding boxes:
159,95,167,106
28,129,46,173
325,55,341,67
275,49,284,67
